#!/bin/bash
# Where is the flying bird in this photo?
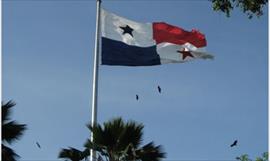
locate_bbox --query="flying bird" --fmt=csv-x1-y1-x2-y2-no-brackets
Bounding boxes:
36,142,41,149
230,140,237,147
157,86,161,93
136,95,139,100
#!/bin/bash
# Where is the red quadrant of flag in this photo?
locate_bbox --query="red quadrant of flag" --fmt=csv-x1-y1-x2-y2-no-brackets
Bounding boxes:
152,22,207,48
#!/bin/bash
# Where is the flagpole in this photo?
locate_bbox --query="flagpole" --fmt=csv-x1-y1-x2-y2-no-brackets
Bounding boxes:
90,0,101,160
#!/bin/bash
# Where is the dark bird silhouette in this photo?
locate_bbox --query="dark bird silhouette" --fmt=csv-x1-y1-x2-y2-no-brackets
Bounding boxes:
230,140,237,147
136,95,139,100
157,86,161,93
36,142,41,149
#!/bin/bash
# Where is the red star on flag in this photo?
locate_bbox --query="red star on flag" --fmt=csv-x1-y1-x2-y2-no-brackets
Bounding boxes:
177,48,194,60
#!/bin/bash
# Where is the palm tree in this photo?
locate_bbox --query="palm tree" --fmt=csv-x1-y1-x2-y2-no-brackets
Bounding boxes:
59,117,165,161
2,100,27,161
85,118,165,161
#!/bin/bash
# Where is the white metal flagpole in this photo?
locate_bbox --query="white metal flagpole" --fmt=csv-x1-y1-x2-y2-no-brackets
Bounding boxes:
90,0,101,160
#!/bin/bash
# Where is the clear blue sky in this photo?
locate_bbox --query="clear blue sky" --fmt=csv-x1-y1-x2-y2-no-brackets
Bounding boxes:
3,0,268,160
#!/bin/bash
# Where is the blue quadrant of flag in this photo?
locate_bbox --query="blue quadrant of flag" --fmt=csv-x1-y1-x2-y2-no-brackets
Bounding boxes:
102,37,161,66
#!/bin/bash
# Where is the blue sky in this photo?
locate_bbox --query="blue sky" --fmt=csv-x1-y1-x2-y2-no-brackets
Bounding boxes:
3,0,268,160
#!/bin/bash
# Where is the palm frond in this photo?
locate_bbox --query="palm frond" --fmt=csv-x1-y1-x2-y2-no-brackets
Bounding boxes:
118,143,137,161
136,142,166,161
84,139,107,156
58,147,88,161
2,101,16,123
117,120,143,150
87,118,124,151
2,144,19,161
87,123,110,149
2,121,27,144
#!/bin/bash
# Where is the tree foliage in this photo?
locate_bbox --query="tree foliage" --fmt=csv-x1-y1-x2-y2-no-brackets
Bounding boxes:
59,117,166,161
211,0,268,18
236,152,268,161
58,147,89,161
2,101,27,161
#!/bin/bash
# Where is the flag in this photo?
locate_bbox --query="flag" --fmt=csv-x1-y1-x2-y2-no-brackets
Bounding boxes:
101,8,213,66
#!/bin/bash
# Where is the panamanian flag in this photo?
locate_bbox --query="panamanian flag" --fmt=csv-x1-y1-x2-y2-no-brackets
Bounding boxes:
101,8,213,66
